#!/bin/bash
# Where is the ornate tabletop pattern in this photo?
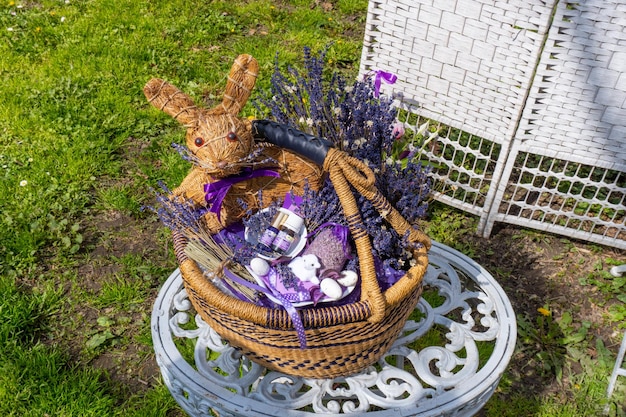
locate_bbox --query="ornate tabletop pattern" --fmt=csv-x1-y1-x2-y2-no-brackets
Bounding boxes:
152,242,516,417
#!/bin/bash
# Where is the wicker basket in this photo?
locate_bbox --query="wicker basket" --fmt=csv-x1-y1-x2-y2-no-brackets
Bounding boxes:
173,147,431,379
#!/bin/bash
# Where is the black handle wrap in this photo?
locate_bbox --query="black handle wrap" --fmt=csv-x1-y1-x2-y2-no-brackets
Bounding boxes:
251,120,333,166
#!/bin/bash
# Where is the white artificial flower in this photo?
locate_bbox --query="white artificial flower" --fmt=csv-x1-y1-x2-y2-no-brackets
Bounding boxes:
366,120,374,127
417,121,429,136
306,118,313,127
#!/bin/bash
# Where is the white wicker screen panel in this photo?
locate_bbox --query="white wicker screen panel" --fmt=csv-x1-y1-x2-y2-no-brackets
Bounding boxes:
514,0,626,168
359,0,555,143
360,0,626,249
484,0,626,248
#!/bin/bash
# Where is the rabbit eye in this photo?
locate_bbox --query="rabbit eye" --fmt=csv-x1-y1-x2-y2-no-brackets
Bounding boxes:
194,137,205,147
226,132,238,142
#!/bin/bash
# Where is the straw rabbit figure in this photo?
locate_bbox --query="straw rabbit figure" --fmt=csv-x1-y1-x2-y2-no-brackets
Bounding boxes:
144,54,324,234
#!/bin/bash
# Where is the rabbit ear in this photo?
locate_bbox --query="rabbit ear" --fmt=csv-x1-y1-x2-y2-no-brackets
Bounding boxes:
144,78,199,126
211,54,258,116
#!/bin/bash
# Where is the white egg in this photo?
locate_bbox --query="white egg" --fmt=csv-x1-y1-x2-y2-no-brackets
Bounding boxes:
320,278,343,300
336,270,358,287
249,257,270,276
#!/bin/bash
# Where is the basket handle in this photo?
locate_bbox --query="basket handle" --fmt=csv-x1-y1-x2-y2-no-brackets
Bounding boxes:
252,120,430,322
251,120,333,166
325,149,431,250
323,148,430,322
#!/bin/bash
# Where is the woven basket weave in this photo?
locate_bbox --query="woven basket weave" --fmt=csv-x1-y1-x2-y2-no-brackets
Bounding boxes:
173,147,431,379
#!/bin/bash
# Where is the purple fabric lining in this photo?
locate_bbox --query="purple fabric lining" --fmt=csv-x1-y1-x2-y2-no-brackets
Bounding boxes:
282,193,303,215
374,256,405,291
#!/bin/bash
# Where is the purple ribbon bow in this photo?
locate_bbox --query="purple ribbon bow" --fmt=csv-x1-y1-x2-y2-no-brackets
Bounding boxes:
204,168,280,220
373,70,397,98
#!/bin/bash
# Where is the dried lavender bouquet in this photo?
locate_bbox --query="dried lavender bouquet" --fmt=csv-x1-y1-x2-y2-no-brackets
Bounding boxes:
145,182,265,304
255,47,432,276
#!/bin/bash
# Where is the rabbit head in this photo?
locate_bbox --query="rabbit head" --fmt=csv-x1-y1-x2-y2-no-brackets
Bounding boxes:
144,54,259,177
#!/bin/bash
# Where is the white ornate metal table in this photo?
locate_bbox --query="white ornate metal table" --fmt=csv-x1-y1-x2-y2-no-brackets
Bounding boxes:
151,241,516,417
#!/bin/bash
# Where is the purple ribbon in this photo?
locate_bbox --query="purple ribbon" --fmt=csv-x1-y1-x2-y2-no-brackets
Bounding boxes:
204,168,280,220
222,267,270,298
373,70,397,98
261,268,308,349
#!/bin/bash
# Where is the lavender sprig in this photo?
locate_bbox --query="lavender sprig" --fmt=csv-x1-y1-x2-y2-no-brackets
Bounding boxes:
144,181,205,236
298,178,347,231
377,160,432,224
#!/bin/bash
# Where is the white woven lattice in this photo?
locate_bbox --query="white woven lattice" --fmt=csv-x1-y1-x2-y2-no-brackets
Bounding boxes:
487,152,626,245
360,0,626,249
515,0,626,170
487,0,626,247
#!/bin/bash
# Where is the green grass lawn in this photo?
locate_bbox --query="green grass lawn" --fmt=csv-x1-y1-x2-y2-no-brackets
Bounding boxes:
1,0,624,416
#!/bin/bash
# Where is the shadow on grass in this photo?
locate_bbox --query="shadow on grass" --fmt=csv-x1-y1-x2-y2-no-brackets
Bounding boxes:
460,222,623,416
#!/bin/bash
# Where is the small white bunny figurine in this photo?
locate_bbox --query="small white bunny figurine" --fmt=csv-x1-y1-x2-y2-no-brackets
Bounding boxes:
288,254,321,285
